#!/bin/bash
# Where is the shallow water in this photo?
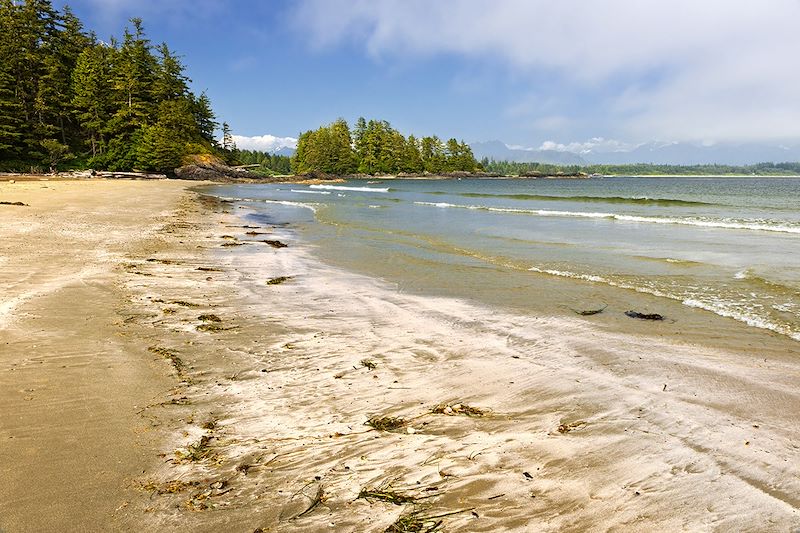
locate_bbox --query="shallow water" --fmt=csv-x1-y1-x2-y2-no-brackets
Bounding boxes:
210,176,800,344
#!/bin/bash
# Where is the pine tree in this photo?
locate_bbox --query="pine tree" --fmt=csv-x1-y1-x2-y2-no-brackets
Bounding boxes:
0,3,24,165
402,135,423,173
72,44,113,158
36,6,90,149
222,122,234,151
191,92,216,144
108,18,156,136
153,43,188,102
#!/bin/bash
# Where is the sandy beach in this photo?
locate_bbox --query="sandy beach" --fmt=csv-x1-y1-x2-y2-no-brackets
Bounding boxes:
1,179,798,532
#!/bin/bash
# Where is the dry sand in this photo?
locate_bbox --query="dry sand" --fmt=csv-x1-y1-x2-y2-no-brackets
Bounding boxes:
1,179,798,532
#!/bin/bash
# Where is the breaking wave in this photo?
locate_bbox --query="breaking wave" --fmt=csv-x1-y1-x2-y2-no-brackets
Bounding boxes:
414,201,800,234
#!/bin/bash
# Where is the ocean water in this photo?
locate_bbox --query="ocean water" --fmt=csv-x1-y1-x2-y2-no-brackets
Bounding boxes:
210,177,800,344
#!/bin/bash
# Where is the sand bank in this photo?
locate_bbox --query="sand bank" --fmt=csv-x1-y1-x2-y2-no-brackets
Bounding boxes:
1,180,798,531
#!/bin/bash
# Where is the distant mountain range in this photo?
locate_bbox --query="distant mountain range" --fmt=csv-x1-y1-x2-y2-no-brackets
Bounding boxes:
469,140,800,166
272,147,296,157
267,140,800,166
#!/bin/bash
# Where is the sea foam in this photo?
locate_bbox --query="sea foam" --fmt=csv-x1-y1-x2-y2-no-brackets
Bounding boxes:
528,266,800,342
310,184,389,193
414,201,800,234
290,189,331,195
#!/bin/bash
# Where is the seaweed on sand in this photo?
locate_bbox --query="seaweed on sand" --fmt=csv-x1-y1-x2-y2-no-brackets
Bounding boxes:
358,482,437,505
147,345,185,374
295,485,325,518
138,479,200,495
360,359,378,370
557,420,587,434
570,304,607,316
266,276,293,285
366,416,407,432
431,403,485,417
625,310,664,320
385,508,475,533
176,434,216,462
151,298,200,307
196,314,236,332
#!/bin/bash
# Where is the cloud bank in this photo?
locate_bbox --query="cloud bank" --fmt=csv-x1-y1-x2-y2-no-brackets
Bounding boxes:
232,134,297,152
291,0,800,143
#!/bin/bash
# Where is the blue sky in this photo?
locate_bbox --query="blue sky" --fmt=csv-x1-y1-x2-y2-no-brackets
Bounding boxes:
52,0,800,153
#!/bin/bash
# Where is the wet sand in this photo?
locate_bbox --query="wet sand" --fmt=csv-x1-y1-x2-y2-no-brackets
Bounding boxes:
1,179,798,532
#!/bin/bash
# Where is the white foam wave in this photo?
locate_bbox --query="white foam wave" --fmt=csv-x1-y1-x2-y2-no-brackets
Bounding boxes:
260,199,318,213
683,299,800,341
528,266,800,342
414,201,800,234
310,184,389,193
290,189,331,195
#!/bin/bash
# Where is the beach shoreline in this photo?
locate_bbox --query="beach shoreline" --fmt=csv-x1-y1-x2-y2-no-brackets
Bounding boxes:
1,180,798,531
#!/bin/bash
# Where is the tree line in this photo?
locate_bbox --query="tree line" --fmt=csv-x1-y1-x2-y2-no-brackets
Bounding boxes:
292,118,482,175
482,159,800,176
0,0,225,173
236,149,292,175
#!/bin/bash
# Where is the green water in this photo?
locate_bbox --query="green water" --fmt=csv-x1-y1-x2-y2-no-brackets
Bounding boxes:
211,177,800,344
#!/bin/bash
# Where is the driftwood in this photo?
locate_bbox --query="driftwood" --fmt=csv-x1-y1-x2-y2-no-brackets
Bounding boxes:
95,171,167,179
625,310,664,320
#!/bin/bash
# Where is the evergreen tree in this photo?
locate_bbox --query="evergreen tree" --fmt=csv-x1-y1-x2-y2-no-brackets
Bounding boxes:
191,92,216,144
401,135,423,173
222,122,234,151
72,44,113,158
293,118,356,174
0,4,222,172
153,43,188,102
421,135,446,173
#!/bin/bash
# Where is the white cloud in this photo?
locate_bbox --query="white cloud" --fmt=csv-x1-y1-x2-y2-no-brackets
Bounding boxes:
290,0,800,143
231,134,297,152
537,138,639,154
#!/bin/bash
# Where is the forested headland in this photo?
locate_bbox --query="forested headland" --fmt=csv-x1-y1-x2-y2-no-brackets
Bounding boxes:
0,0,228,174
291,118,482,176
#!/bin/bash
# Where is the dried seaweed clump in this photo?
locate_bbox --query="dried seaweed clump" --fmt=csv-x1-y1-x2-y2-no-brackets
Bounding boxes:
266,276,293,285
431,403,485,417
385,509,473,532
175,434,216,462
138,479,200,495
358,484,419,505
360,359,378,370
147,345,185,374
366,416,407,432
557,420,587,434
